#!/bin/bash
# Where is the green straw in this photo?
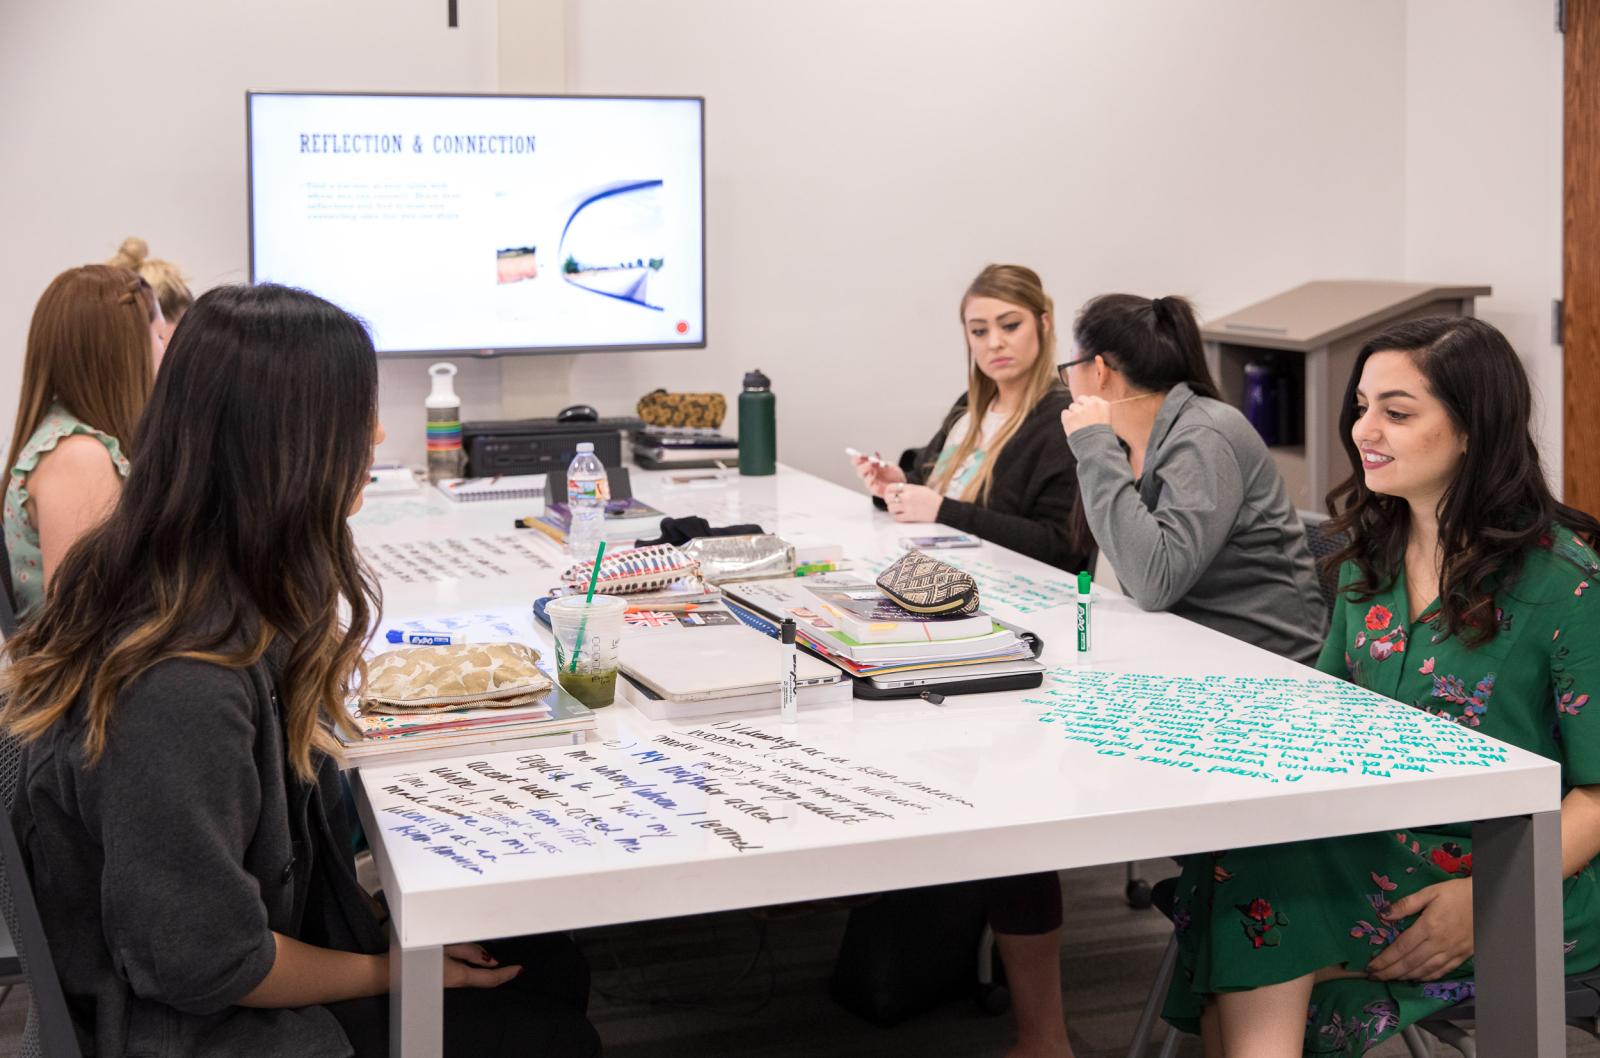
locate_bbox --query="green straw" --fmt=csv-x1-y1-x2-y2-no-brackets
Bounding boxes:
567,539,607,674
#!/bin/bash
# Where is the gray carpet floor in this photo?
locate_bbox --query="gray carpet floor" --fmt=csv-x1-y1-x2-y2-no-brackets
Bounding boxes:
0,861,1595,1056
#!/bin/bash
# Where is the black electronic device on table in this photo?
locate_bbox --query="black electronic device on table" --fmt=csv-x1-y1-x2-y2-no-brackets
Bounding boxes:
462,415,644,476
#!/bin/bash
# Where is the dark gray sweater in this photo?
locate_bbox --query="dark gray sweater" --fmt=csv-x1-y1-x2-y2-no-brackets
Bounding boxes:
13,650,385,1057
1067,382,1326,664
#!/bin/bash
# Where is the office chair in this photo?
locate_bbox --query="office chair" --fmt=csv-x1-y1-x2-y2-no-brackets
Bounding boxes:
0,531,17,639
1298,508,1345,618
0,725,84,1057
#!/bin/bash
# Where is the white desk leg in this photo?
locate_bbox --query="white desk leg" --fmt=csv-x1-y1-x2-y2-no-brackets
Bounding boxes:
1472,811,1563,1056
391,938,443,1058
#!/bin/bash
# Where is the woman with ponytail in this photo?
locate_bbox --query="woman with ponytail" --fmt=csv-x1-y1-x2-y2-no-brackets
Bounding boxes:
107,236,194,344
1060,294,1324,663
854,264,1092,572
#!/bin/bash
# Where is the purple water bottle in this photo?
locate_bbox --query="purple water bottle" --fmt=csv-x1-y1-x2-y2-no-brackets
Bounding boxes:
1243,361,1284,447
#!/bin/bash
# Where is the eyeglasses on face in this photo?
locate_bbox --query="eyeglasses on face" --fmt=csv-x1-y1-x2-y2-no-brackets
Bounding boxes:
1057,353,1096,385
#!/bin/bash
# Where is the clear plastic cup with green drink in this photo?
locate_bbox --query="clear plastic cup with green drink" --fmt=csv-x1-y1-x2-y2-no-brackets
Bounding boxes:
547,594,626,707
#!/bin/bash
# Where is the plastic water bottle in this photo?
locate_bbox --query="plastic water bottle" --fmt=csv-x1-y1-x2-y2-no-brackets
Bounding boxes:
566,442,609,561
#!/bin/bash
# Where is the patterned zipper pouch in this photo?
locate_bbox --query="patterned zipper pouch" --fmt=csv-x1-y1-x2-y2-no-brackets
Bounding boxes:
875,550,980,616
362,642,552,714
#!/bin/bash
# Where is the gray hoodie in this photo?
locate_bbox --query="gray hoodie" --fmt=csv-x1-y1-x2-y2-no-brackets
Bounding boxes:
1067,382,1326,664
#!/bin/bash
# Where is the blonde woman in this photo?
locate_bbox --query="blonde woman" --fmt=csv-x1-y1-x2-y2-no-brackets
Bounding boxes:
854,264,1089,1058
854,264,1091,572
108,236,193,343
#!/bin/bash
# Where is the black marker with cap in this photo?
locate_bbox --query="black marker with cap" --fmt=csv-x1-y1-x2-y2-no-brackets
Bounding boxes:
780,618,798,722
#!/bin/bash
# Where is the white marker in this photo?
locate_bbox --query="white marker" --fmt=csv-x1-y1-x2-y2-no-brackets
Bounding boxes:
844,447,889,467
780,618,799,722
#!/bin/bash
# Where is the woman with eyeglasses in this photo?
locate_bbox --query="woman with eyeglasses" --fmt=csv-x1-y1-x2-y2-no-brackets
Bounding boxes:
1059,293,1324,663
852,263,1092,573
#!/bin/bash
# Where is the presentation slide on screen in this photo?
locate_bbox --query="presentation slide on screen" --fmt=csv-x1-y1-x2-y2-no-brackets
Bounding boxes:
249,94,704,354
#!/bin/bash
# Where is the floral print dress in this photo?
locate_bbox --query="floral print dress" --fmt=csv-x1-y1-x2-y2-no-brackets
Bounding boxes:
1162,525,1600,1054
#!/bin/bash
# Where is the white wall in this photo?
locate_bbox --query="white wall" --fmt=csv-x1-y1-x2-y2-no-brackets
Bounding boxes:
553,0,1409,489
1404,0,1565,483
15,1,1561,499
0,0,507,467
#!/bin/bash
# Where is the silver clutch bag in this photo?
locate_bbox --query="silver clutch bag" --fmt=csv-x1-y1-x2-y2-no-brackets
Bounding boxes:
680,534,796,583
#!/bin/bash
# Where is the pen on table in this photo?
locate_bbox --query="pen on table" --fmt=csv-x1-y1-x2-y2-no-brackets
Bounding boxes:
385,629,459,646
794,561,839,576
780,618,798,722
625,603,700,613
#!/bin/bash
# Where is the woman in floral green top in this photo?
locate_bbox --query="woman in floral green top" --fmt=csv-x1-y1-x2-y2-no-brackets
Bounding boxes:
1162,316,1600,1056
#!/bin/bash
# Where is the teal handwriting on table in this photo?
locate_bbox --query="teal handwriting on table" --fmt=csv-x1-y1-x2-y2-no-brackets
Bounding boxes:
1030,669,1509,784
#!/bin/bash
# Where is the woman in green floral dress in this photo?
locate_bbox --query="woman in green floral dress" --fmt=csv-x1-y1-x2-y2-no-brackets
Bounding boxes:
1162,316,1600,1056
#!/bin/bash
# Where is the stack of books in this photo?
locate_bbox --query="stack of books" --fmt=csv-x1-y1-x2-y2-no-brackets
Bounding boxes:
632,428,739,470
336,681,596,766
722,578,1035,678
520,496,667,546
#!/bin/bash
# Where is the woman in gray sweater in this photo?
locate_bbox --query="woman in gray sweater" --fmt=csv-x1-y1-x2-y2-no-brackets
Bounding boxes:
1059,294,1325,664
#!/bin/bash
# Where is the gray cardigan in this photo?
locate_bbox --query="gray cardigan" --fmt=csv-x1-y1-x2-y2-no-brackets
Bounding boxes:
14,650,386,1057
1066,383,1326,664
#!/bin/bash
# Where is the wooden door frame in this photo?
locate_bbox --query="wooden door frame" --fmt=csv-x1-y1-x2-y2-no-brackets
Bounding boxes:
1565,0,1600,510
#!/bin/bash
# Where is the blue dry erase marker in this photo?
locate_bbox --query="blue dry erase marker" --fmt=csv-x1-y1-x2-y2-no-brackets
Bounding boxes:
1075,571,1093,653
385,629,458,646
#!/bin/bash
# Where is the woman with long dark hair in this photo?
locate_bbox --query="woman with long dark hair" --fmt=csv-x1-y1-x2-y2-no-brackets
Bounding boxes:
1162,316,1600,1056
3,284,598,1057
1060,294,1324,663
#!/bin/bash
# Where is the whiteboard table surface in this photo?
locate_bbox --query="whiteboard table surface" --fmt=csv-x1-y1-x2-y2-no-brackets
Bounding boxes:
352,466,1560,948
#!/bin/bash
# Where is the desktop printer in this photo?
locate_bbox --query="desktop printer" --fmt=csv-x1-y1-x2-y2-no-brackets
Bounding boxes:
461,414,643,477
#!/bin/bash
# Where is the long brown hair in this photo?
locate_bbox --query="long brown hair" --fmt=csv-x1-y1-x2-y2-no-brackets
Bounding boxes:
1,284,380,779
929,264,1060,503
1325,315,1600,646
5,265,156,483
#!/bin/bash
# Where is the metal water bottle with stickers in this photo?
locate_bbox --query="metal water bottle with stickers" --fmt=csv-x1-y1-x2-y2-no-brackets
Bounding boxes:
425,362,465,483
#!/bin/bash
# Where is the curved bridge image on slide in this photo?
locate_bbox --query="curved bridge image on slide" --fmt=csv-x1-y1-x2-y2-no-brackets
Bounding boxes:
557,179,666,311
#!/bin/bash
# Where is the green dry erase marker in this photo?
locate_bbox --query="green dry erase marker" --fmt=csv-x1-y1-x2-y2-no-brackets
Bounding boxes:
1076,570,1093,652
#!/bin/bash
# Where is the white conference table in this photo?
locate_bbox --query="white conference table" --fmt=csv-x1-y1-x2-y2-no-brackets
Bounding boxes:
350,465,1564,1057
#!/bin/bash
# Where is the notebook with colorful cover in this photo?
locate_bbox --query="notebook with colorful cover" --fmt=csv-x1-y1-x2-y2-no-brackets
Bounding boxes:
804,583,994,644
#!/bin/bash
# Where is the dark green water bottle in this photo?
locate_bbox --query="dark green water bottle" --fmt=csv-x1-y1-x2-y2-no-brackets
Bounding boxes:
739,369,776,476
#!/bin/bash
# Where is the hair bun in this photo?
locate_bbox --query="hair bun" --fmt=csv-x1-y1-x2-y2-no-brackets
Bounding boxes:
1150,296,1168,321
110,236,149,269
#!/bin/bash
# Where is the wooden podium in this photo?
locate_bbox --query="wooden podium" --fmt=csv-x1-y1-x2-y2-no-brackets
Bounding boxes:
1201,280,1490,511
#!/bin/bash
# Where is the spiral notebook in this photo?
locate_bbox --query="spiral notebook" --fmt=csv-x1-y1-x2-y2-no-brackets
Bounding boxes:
434,475,547,503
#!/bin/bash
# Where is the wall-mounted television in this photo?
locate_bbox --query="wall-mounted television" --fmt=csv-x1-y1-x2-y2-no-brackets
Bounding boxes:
247,92,705,357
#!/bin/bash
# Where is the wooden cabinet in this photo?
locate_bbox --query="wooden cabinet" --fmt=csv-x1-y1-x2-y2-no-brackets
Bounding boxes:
1201,280,1489,511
